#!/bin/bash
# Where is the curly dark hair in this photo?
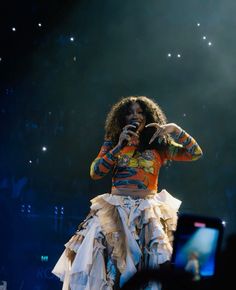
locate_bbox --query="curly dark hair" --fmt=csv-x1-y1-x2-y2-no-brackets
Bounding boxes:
104,96,173,152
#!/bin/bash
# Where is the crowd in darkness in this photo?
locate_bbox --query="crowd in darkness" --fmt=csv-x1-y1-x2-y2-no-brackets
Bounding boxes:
120,233,236,290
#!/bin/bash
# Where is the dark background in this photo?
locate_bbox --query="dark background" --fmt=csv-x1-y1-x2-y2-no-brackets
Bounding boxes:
0,0,235,289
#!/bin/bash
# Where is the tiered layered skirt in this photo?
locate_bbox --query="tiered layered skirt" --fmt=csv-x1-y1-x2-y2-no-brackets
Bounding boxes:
52,189,181,290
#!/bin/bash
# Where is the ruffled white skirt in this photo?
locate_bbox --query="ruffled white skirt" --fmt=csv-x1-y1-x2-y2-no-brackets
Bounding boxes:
52,189,181,290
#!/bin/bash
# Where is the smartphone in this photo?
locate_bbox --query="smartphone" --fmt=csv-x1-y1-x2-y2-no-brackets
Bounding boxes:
171,213,224,281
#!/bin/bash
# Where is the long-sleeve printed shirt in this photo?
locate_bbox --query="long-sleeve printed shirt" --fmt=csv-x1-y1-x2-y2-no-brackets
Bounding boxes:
90,130,203,192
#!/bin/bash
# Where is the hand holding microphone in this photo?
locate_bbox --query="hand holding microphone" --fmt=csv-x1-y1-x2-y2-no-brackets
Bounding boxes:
118,120,140,147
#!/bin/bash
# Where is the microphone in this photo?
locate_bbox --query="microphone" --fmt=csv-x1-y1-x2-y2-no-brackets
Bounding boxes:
129,120,140,132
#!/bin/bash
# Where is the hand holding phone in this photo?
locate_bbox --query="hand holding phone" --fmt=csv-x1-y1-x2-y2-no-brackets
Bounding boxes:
171,213,225,281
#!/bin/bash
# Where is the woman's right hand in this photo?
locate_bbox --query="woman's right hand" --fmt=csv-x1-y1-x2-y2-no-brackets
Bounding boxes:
117,124,139,147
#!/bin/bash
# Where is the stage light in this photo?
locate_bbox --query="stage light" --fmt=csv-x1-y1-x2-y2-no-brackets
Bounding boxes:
202,36,207,40
177,54,181,58
208,42,212,46
197,23,200,27
42,146,47,151
12,27,16,31
27,205,31,213
21,204,25,213
54,206,58,215
167,53,171,58
38,23,42,27
54,205,64,216
20,204,32,214
70,37,74,42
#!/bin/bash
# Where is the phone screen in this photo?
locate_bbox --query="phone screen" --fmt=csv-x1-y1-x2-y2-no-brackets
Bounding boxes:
171,214,224,281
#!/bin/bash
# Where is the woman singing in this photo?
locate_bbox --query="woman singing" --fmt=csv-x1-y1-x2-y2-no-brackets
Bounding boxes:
52,95,203,290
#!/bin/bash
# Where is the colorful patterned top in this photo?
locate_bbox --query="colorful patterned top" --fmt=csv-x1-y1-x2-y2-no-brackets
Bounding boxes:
90,130,203,192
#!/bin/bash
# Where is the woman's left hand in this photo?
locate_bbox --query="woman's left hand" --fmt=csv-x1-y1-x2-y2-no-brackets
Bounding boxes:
145,123,182,144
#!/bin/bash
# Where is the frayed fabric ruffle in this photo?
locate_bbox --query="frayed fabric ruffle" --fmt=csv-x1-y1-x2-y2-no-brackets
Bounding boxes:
52,189,181,290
